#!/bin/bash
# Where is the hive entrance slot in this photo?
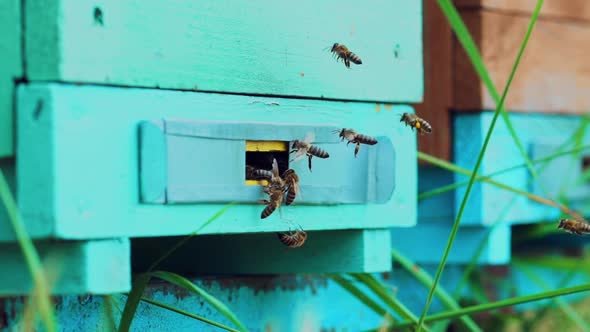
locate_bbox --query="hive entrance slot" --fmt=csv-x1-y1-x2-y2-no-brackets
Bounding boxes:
245,141,290,185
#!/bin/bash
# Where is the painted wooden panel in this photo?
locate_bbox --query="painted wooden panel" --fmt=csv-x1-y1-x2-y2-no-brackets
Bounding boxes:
454,112,590,226
455,0,590,21
132,229,392,274
392,224,511,265
139,119,395,204
0,238,130,296
0,0,22,157
454,10,590,113
24,0,423,103
0,267,469,331
13,84,417,241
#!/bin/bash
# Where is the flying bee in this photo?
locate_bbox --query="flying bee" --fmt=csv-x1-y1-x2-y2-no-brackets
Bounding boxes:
400,113,432,135
290,132,330,172
282,169,300,206
333,128,378,158
330,43,362,68
277,227,308,248
557,218,590,235
246,165,273,181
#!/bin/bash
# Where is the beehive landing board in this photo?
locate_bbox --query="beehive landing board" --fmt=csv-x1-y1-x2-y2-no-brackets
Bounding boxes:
12,84,417,241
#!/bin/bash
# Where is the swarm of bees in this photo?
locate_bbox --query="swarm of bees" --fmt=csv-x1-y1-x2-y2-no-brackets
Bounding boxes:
243,42,435,249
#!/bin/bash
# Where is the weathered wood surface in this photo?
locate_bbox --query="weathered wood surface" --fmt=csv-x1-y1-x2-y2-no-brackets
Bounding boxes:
454,10,590,113
0,0,22,157
455,0,590,21
24,0,423,103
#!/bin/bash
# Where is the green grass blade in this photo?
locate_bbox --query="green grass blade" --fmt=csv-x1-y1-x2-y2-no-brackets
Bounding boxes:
416,1,544,330
378,282,590,330
140,297,240,332
0,169,56,332
514,262,590,331
328,274,395,322
102,295,118,332
349,273,428,331
391,250,482,332
117,273,151,332
151,271,249,332
147,202,236,271
419,145,590,201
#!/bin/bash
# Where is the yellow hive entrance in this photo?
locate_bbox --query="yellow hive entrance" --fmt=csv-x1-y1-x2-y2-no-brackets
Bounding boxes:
245,140,289,186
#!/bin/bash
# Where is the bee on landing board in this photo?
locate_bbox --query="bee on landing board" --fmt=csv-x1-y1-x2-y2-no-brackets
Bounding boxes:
400,113,432,135
281,169,300,206
291,132,330,172
333,128,378,158
277,227,308,248
557,218,590,235
330,43,362,68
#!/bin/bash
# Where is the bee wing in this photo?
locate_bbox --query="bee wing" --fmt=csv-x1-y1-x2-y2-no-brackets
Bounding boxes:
271,158,280,178
291,149,306,163
303,131,315,144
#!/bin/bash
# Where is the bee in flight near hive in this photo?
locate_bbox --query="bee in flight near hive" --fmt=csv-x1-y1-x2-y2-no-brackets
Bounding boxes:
330,43,362,68
400,113,432,135
282,169,300,206
557,218,590,235
290,132,330,172
260,159,286,219
277,226,308,248
334,128,378,158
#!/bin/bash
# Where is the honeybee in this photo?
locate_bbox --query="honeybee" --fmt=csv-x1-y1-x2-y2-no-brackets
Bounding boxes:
291,132,330,172
400,113,432,135
557,218,590,235
330,43,362,68
246,165,273,180
260,159,286,219
261,187,284,219
277,228,308,248
282,169,300,206
333,128,378,158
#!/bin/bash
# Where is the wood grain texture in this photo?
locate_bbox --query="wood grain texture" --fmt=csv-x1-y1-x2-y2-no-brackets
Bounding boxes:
14,84,417,241
414,0,453,161
133,229,391,274
454,112,590,226
0,238,130,295
0,0,22,157
25,0,423,103
454,10,590,113
455,0,590,21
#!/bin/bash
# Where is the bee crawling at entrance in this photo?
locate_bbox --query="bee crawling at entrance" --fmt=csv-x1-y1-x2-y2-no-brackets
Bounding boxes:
260,158,286,219
333,128,378,158
400,113,432,135
557,218,590,235
330,43,362,68
281,168,300,206
290,132,330,172
277,225,308,248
